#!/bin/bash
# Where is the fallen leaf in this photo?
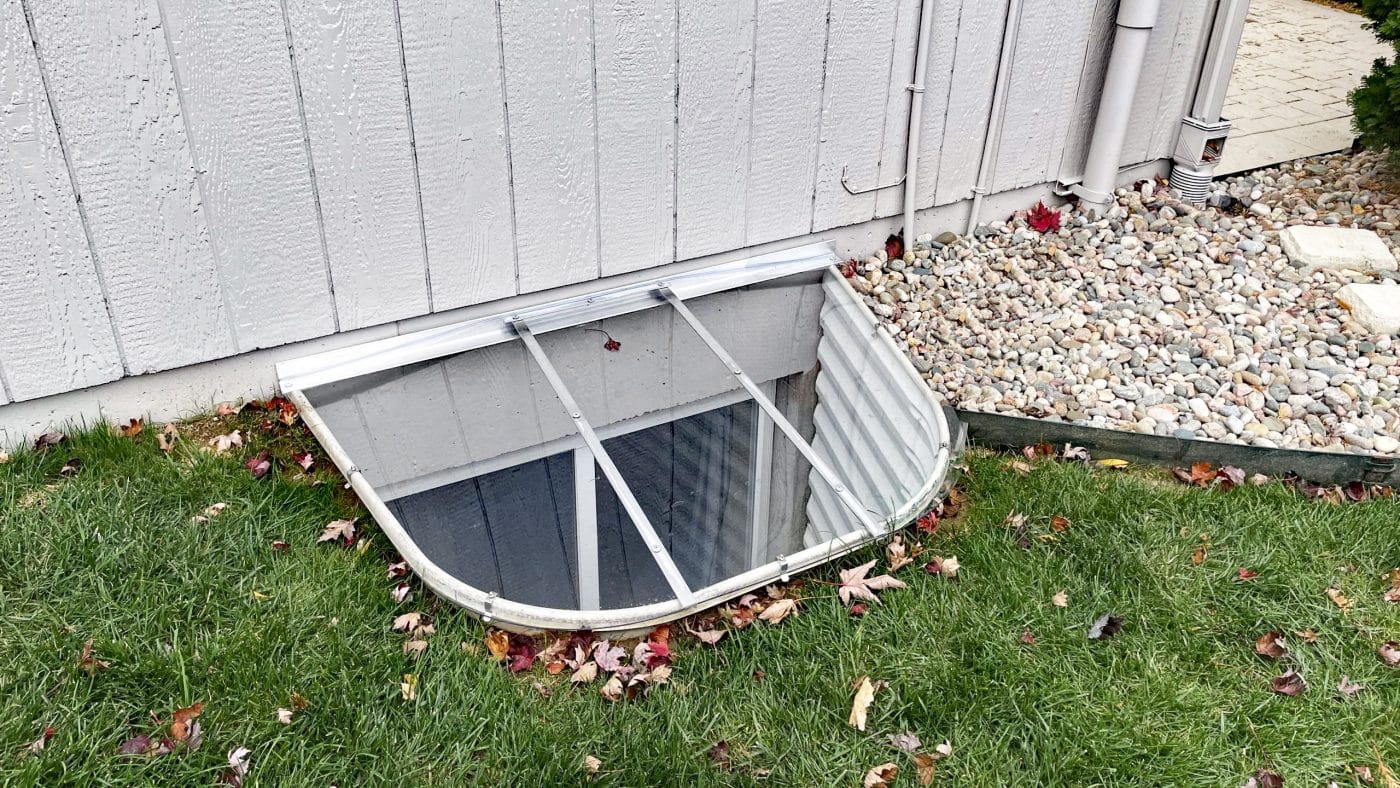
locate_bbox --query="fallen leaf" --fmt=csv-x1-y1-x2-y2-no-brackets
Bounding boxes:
1088,613,1124,640
1023,442,1055,459
207,430,242,454
222,746,251,787
485,629,510,661
934,741,953,759
245,451,272,479
216,402,239,417
1050,515,1071,533
391,582,413,604
759,597,798,625
839,560,907,606
34,432,65,450
848,677,877,731
571,661,599,684
403,640,428,658
915,510,939,534
317,519,357,545
885,232,904,260
1254,631,1287,660
583,755,602,775
1238,568,1259,581
886,535,913,571
706,740,731,771
386,561,409,580
290,692,308,709
599,674,624,702
593,641,626,672
1020,628,1037,646
193,502,228,524
170,702,203,740
1385,587,1400,604
1051,591,1069,608
913,753,937,786
1294,629,1318,644
1007,459,1034,475
1380,641,1400,667
1270,668,1305,696
1061,445,1089,462
1216,466,1245,490
686,625,726,646
293,452,314,471
0,451,9,464
1026,201,1061,233
888,732,921,753
59,458,81,477
1095,458,1129,469
275,708,293,725
77,639,109,673
849,602,869,617
119,418,144,438
22,726,56,756
507,637,537,673
1337,676,1364,697
1192,533,1210,566
864,763,899,788
157,424,179,453
400,673,417,701
392,612,423,632
936,556,960,578
119,734,152,756
1246,770,1284,788
1327,587,1354,611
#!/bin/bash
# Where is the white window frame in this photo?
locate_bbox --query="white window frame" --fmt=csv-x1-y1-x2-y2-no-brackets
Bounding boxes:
283,242,956,633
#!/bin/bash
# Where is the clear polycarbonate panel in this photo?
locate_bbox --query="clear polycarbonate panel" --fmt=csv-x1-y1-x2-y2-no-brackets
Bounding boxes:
299,339,587,608
593,401,757,608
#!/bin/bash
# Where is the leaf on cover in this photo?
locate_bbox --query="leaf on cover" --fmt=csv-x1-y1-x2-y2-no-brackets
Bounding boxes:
839,560,907,606
1254,631,1287,660
863,763,898,788
1337,675,1364,697
887,732,921,753
759,598,798,625
317,519,357,545
848,676,877,731
1051,591,1069,608
485,629,510,661
1087,613,1124,640
1270,668,1305,696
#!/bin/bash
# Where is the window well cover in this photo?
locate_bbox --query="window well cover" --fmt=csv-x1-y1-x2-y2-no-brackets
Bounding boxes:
279,243,957,633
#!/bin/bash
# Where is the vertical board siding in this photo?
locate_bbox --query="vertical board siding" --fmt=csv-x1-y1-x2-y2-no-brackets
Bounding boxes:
397,0,516,311
991,0,1101,193
1055,0,1118,184
595,0,677,276
285,0,429,329
1143,0,1210,160
26,0,236,375
928,0,1006,206
160,0,335,350
675,0,753,260
912,0,972,208
811,0,904,232
871,0,920,220
744,0,827,246
498,0,599,292
0,0,121,400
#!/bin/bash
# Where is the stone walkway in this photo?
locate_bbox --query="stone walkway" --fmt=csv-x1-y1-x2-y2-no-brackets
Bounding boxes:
1218,0,1390,175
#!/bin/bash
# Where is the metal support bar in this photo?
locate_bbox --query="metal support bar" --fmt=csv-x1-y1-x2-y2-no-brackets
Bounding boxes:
573,446,600,610
512,318,695,606
660,288,886,538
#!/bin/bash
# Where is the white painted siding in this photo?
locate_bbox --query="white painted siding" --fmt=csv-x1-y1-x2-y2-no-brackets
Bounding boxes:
0,0,1215,407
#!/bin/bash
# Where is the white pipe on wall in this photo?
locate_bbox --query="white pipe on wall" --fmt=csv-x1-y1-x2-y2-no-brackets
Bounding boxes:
1075,0,1162,214
901,0,937,245
965,0,1025,235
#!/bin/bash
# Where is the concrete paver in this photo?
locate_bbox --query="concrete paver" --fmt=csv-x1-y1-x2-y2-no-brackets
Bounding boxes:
1218,0,1390,174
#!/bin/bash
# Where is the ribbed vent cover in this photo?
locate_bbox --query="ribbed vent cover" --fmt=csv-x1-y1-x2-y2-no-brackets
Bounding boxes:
1170,165,1213,204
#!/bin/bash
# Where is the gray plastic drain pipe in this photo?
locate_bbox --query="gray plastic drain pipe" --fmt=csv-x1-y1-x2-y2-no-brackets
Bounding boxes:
1074,0,1162,215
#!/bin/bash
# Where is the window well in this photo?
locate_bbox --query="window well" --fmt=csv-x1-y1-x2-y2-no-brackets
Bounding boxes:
278,242,960,633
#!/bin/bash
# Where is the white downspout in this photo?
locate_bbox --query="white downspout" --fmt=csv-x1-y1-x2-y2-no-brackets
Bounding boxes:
965,0,1025,235
900,0,936,245
1073,0,1162,214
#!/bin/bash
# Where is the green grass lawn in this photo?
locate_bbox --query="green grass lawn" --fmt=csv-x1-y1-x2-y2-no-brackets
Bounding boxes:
1,415,1397,786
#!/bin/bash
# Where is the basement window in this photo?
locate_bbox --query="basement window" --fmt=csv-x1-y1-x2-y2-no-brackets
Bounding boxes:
279,242,959,633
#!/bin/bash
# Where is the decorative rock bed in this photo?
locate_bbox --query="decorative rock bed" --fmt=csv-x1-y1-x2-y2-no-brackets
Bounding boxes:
854,150,1400,456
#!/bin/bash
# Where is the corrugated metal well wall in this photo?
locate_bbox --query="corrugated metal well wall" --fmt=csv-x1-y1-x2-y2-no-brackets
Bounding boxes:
0,0,1213,413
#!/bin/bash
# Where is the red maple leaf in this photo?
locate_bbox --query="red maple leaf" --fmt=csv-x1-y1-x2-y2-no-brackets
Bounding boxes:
1027,201,1061,233
884,233,904,261
506,636,537,673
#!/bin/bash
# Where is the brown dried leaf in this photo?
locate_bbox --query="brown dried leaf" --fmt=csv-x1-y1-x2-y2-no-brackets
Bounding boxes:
1007,460,1034,475
758,597,798,625
1019,629,1037,646
485,629,510,661
403,640,428,658
913,753,937,786
317,519,356,545
571,661,599,685
170,702,203,741
863,763,898,788
1270,668,1305,696
1380,641,1400,667
77,639,109,673
848,677,877,731
391,612,423,632
1254,631,1287,660
1327,587,1354,611
275,708,294,725
886,535,913,572
119,418,144,438
706,740,731,771
1051,591,1069,608
1337,675,1364,697
207,430,243,455
400,673,417,701
1050,515,1071,533
583,755,602,775
686,625,726,646
1294,629,1318,644
839,560,907,605
599,674,624,702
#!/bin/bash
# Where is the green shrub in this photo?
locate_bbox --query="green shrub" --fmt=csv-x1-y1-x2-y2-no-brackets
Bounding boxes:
1350,0,1400,169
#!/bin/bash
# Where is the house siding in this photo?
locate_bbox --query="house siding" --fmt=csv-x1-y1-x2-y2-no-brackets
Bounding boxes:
0,0,1212,406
